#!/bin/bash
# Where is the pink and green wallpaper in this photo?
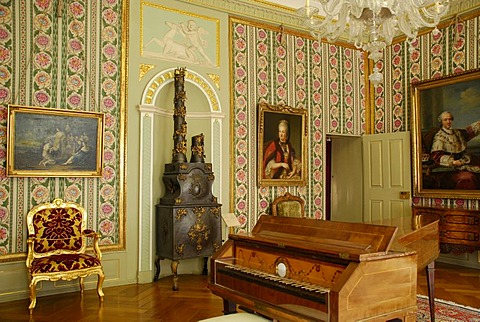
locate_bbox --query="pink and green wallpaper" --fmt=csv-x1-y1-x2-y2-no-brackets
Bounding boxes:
231,18,366,231
0,1,125,259
231,12,480,229
375,15,480,209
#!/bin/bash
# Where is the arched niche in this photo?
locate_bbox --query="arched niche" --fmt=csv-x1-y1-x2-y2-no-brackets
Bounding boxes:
141,67,220,113
136,68,224,281
141,68,222,162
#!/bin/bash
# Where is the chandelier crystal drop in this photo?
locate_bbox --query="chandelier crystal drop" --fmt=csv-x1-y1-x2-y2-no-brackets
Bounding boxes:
298,0,450,86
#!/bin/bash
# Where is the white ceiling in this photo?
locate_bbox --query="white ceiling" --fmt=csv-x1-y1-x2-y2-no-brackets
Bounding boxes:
263,0,319,10
261,0,328,18
264,0,305,9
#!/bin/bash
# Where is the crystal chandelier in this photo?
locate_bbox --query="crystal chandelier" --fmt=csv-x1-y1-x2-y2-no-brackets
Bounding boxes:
297,0,450,85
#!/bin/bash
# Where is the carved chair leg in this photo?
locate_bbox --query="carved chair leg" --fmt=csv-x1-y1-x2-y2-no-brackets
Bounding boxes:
79,277,85,293
28,282,37,314
97,272,105,300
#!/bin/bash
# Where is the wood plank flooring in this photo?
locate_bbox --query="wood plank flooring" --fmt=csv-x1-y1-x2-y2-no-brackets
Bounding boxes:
0,261,479,321
417,262,480,310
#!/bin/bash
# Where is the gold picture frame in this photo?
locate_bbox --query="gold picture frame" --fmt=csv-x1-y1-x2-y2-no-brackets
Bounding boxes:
411,69,480,198
258,102,308,187
7,105,105,177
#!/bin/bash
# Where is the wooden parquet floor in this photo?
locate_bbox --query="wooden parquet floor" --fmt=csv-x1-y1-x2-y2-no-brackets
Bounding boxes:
417,262,480,310
0,274,224,322
0,261,479,322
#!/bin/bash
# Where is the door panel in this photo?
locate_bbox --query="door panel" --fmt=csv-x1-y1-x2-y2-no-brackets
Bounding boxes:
363,132,412,222
369,140,383,187
328,136,363,222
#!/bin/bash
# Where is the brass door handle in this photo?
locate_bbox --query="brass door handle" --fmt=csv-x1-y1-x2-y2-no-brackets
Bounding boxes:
400,191,410,199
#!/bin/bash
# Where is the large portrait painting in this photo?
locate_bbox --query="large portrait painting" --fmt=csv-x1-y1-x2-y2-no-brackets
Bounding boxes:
7,105,105,177
258,102,308,187
411,69,480,198
140,2,219,68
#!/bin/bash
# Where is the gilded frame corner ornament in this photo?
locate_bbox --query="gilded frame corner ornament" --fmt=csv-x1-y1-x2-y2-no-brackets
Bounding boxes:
411,69,480,199
258,102,308,187
7,105,105,177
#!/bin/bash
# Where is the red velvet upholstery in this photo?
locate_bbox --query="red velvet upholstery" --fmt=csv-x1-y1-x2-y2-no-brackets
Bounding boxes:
26,198,104,313
30,254,102,274
31,207,83,253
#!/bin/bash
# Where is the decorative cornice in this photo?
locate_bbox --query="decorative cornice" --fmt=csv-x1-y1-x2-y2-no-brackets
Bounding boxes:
449,0,480,16
181,0,305,31
181,0,480,37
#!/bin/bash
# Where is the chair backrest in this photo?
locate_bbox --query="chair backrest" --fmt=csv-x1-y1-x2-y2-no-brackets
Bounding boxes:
271,192,305,218
26,198,87,258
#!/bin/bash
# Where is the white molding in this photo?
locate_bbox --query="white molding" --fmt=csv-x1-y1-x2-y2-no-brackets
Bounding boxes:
141,68,222,113
137,104,225,119
137,110,154,281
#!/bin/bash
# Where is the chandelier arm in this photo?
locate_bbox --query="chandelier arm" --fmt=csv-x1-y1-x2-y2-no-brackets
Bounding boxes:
408,9,442,28
349,20,365,45
321,0,346,17
325,5,350,41
420,5,450,22
404,0,450,25
395,5,437,30
397,16,419,40
381,19,396,45
304,16,326,29
409,0,449,8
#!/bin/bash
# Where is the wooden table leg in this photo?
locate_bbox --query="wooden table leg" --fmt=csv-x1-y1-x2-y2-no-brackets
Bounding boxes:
426,261,435,322
223,299,237,315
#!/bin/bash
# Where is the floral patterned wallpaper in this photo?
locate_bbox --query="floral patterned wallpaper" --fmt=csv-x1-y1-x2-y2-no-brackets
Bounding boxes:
0,0,124,259
375,15,480,209
231,12,480,230
231,18,366,231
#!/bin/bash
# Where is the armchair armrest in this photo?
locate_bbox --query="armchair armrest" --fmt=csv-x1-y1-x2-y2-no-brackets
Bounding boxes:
83,230,102,260
26,237,35,268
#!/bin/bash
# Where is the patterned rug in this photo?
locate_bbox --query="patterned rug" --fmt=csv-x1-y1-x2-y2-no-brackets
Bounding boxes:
417,295,480,321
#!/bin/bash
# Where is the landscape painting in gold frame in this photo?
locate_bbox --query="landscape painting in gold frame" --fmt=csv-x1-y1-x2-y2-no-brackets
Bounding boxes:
258,102,308,187
411,69,480,198
7,105,105,177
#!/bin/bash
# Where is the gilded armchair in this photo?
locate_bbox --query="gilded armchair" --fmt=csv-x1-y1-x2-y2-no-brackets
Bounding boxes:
26,198,104,313
271,192,305,218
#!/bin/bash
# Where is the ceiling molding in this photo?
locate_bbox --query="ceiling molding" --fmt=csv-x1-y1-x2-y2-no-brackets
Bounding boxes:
181,0,307,30
181,0,480,48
